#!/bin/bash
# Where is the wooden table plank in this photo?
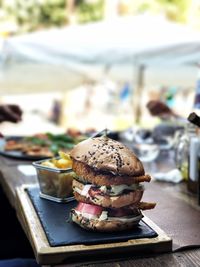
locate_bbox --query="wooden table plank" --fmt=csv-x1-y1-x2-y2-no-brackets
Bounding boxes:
42,249,200,267
0,157,37,207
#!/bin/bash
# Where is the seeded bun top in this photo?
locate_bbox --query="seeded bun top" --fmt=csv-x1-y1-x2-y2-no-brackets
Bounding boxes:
70,136,144,177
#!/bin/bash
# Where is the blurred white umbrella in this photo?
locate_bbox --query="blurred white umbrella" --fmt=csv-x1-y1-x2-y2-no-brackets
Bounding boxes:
2,14,200,120
4,14,200,66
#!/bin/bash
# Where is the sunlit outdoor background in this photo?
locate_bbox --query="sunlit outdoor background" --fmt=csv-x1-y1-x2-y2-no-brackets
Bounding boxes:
1,0,200,135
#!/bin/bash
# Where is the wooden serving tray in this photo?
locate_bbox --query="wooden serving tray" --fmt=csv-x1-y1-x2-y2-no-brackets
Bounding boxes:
16,185,172,265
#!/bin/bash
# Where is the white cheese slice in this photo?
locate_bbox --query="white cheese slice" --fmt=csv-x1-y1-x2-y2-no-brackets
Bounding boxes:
99,211,108,221
74,183,142,197
81,184,92,196
76,209,142,223
107,214,143,222
73,184,92,196
100,184,142,195
75,210,98,220
73,187,82,195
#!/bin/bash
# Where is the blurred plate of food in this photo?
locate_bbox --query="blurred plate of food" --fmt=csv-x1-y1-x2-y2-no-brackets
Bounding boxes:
0,132,86,160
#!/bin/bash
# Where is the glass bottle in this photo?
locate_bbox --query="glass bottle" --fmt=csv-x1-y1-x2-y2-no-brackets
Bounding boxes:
187,112,200,194
198,151,200,205
188,135,200,194
175,131,188,180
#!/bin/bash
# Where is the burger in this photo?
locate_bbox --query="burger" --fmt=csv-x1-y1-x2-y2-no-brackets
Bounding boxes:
69,136,156,232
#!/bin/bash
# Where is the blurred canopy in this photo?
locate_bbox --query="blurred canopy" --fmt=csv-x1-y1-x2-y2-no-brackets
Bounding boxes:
1,14,200,124
1,15,200,92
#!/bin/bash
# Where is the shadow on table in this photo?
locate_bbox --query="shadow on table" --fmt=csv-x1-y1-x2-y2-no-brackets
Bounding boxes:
0,186,35,259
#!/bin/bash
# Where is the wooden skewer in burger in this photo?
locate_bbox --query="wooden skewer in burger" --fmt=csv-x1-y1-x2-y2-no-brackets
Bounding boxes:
69,136,156,232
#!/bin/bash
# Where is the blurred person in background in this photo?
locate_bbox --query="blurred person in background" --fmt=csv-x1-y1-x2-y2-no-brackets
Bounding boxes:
146,100,180,120
0,104,22,124
50,99,61,125
0,104,40,267
146,100,185,142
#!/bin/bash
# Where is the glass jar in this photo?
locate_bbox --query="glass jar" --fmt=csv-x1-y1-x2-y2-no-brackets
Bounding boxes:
175,122,200,194
175,132,189,181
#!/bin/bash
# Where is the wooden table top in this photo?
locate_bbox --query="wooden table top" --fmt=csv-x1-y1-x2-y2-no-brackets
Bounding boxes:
0,154,200,267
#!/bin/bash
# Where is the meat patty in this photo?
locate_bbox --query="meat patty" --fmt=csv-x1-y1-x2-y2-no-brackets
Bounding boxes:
73,192,143,210
72,159,151,186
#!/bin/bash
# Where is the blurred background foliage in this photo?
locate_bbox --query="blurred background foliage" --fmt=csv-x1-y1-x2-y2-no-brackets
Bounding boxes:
0,0,105,33
76,0,104,24
0,0,199,34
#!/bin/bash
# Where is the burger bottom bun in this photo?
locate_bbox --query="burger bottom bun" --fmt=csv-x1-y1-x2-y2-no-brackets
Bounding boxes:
74,189,143,208
71,210,143,232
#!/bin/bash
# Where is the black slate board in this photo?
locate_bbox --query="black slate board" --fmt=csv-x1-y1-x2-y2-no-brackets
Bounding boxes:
27,187,158,247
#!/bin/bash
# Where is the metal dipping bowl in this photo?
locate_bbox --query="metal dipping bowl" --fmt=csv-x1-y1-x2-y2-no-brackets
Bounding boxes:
33,158,74,203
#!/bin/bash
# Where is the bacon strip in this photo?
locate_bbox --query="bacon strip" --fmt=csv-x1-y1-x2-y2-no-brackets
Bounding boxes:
132,175,151,183
138,202,156,210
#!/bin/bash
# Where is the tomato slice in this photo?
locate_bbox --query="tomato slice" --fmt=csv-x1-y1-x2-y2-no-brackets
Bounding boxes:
75,202,103,216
